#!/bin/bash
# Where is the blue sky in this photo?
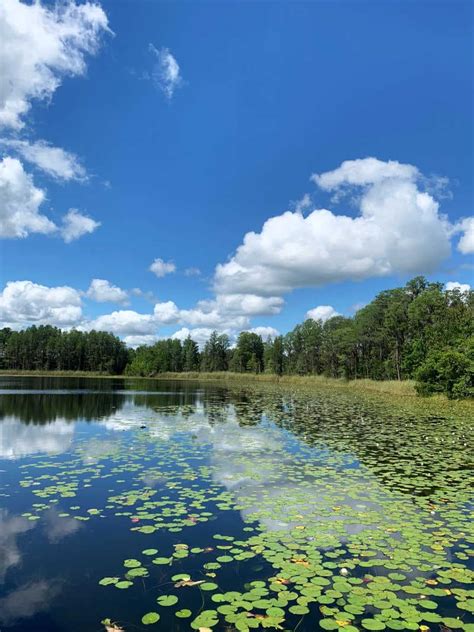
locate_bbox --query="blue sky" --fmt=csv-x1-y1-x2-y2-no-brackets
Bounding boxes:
0,0,472,346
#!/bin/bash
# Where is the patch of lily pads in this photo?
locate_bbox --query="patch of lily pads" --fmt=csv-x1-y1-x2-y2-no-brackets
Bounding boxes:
13,387,474,631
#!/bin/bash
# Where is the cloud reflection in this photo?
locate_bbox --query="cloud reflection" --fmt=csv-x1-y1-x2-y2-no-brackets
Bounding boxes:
0,579,60,626
0,510,36,583
0,416,74,459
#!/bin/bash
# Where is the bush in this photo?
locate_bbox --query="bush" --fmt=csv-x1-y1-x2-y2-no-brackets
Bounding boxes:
415,346,473,399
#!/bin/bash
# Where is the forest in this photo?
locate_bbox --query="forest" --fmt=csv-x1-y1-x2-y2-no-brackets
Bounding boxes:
0,277,472,398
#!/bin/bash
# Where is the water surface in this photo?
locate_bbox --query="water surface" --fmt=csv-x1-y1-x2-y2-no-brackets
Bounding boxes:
1,376,473,632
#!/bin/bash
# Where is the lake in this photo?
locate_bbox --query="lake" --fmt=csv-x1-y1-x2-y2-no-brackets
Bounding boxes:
0,376,472,632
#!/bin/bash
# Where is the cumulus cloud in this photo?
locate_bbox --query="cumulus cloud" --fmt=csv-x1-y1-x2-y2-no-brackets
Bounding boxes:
0,277,279,342
149,258,176,277
0,156,56,238
0,158,99,241
86,279,128,305
215,157,451,296
0,139,86,181
213,294,283,316
148,44,182,99
306,305,341,323
171,327,227,348
445,281,471,293
90,310,155,336
60,209,100,242
248,326,280,340
0,0,109,130
457,217,474,254
0,280,82,328
86,294,274,341
153,300,180,324
178,305,248,330
311,157,418,190
123,334,159,348
293,193,312,214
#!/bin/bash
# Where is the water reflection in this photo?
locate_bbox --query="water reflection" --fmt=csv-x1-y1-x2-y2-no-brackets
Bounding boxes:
0,511,35,583
0,579,60,627
0,377,471,632
0,417,75,459
43,508,83,544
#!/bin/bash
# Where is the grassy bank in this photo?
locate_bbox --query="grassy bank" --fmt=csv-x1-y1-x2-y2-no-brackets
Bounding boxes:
156,371,418,396
1,369,472,413
0,369,118,378
0,368,415,395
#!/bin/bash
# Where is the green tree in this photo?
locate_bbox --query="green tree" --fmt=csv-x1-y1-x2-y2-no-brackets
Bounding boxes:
233,332,264,373
201,332,230,371
182,336,200,371
415,342,473,399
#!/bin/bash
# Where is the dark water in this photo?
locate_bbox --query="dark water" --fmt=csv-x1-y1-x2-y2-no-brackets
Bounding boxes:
0,377,472,632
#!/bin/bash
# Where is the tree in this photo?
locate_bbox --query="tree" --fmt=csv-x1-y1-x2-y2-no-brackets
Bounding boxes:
201,332,230,371
182,336,200,371
233,332,264,373
415,342,473,399
264,336,284,375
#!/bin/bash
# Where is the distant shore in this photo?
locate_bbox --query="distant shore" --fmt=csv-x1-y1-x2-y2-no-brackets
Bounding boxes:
0,368,415,393
2,369,472,414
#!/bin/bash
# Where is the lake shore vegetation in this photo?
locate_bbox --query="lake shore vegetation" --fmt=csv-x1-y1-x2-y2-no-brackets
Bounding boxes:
1,276,472,398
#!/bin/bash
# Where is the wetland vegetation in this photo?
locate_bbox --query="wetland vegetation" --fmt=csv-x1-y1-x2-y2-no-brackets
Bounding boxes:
0,277,472,399
0,376,473,632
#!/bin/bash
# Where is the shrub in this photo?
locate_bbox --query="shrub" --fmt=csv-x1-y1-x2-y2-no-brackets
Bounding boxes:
415,346,473,399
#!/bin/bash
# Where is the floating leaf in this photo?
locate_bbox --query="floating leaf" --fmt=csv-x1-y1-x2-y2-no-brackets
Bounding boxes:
141,612,160,625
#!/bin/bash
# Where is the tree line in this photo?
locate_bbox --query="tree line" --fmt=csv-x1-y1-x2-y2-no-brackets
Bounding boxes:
0,326,129,374
0,277,472,397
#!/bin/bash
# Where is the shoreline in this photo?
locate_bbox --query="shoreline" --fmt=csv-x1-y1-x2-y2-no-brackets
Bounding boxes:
0,368,416,392
0,367,469,395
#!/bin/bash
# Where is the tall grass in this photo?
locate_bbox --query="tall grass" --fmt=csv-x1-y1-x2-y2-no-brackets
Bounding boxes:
156,371,417,396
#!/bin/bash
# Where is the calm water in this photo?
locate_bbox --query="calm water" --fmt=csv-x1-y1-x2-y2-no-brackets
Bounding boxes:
0,377,472,632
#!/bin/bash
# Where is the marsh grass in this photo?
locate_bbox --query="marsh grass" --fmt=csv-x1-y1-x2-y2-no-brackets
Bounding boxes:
1,369,471,414
156,371,417,394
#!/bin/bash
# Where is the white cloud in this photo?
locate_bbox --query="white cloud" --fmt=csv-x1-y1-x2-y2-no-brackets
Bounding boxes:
248,326,280,340
293,193,312,214
311,157,418,190
131,288,157,303
215,158,451,296
214,294,283,316
86,279,128,304
90,310,155,336
149,44,182,99
457,217,474,254
149,258,176,277
0,277,279,343
0,139,86,181
60,209,100,243
0,156,56,238
123,334,159,348
0,158,99,242
306,305,341,323
153,300,180,324
0,0,109,130
0,280,82,328
171,327,226,348
184,267,201,277
445,281,471,294
179,305,248,330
